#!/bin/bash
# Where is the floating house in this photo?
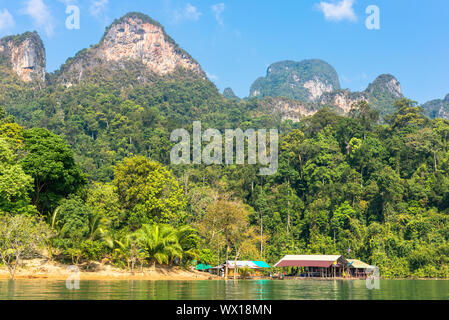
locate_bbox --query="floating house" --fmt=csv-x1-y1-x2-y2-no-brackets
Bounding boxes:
274,255,351,278
347,259,376,278
211,260,271,277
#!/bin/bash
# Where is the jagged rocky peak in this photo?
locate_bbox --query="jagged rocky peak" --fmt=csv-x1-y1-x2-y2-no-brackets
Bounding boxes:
0,31,46,82
223,87,239,99
317,74,403,116
250,59,341,102
57,12,205,83
100,12,203,75
365,74,403,99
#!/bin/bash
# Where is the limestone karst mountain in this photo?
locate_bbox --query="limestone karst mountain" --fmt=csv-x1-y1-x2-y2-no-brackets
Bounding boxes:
250,59,341,102
0,11,445,122
248,58,407,120
54,12,205,85
0,31,46,82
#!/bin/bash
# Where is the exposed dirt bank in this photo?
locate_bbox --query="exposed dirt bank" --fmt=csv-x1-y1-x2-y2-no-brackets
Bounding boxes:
0,259,219,281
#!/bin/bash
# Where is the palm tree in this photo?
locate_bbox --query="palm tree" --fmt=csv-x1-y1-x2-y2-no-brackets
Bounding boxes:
176,225,200,264
238,267,251,280
114,233,142,272
45,206,62,260
88,213,108,241
135,224,183,270
47,206,61,230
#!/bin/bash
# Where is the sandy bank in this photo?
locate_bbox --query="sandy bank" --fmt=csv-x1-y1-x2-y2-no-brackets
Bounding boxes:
0,259,220,281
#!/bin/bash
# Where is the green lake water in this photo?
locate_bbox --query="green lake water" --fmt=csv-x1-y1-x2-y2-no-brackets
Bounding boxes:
0,279,448,300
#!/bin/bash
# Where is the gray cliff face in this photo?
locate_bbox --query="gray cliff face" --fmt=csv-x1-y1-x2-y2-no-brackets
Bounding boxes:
252,96,322,123
0,32,46,82
319,90,368,114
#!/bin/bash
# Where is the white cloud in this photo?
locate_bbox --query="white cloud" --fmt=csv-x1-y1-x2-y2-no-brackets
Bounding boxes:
21,0,54,36
206,72,218,81
184,3,202,21
0,9,15,31
211,3,225,26
341,75,351,84
173,3,202,23
58,0,78,4
317,0,357,22
89,0,108,17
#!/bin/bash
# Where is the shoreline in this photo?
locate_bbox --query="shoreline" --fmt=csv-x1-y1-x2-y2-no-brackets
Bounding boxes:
0,258,220,281
1,259,447,281
0,274,218,281
1,273,447,281
0,272,219,281
2,272,447,282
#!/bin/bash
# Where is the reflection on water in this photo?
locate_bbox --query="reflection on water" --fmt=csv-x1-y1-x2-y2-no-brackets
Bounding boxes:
0,279,448,300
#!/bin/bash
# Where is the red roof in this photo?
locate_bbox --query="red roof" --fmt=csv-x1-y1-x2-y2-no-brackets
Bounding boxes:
275,260,335,268
274,255,345,268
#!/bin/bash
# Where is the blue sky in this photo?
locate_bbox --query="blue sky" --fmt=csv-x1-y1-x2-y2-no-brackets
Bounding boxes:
0,0,448,103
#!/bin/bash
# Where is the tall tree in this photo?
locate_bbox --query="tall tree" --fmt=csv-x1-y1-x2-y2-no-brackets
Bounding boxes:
20,128,86,214
0,214,52,279
388,98,428,130
0,138,35,215
197,195,254,279
349,100,379,140
113,156,186,229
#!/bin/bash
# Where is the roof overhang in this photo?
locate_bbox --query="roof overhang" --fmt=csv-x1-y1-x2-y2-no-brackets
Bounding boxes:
222,261,265,269
275,260,335,268
274,255,350,268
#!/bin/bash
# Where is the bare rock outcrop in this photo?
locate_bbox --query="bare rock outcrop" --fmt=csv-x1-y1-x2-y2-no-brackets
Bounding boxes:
57,12,205,85
0,31,46,82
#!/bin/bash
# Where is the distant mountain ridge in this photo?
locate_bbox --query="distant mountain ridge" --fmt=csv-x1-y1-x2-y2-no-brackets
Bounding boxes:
0,13,206,87
0,12,447,120
248,58,405,120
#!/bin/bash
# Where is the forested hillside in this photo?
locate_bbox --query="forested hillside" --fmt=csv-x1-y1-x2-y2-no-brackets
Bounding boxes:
1,12,449,279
